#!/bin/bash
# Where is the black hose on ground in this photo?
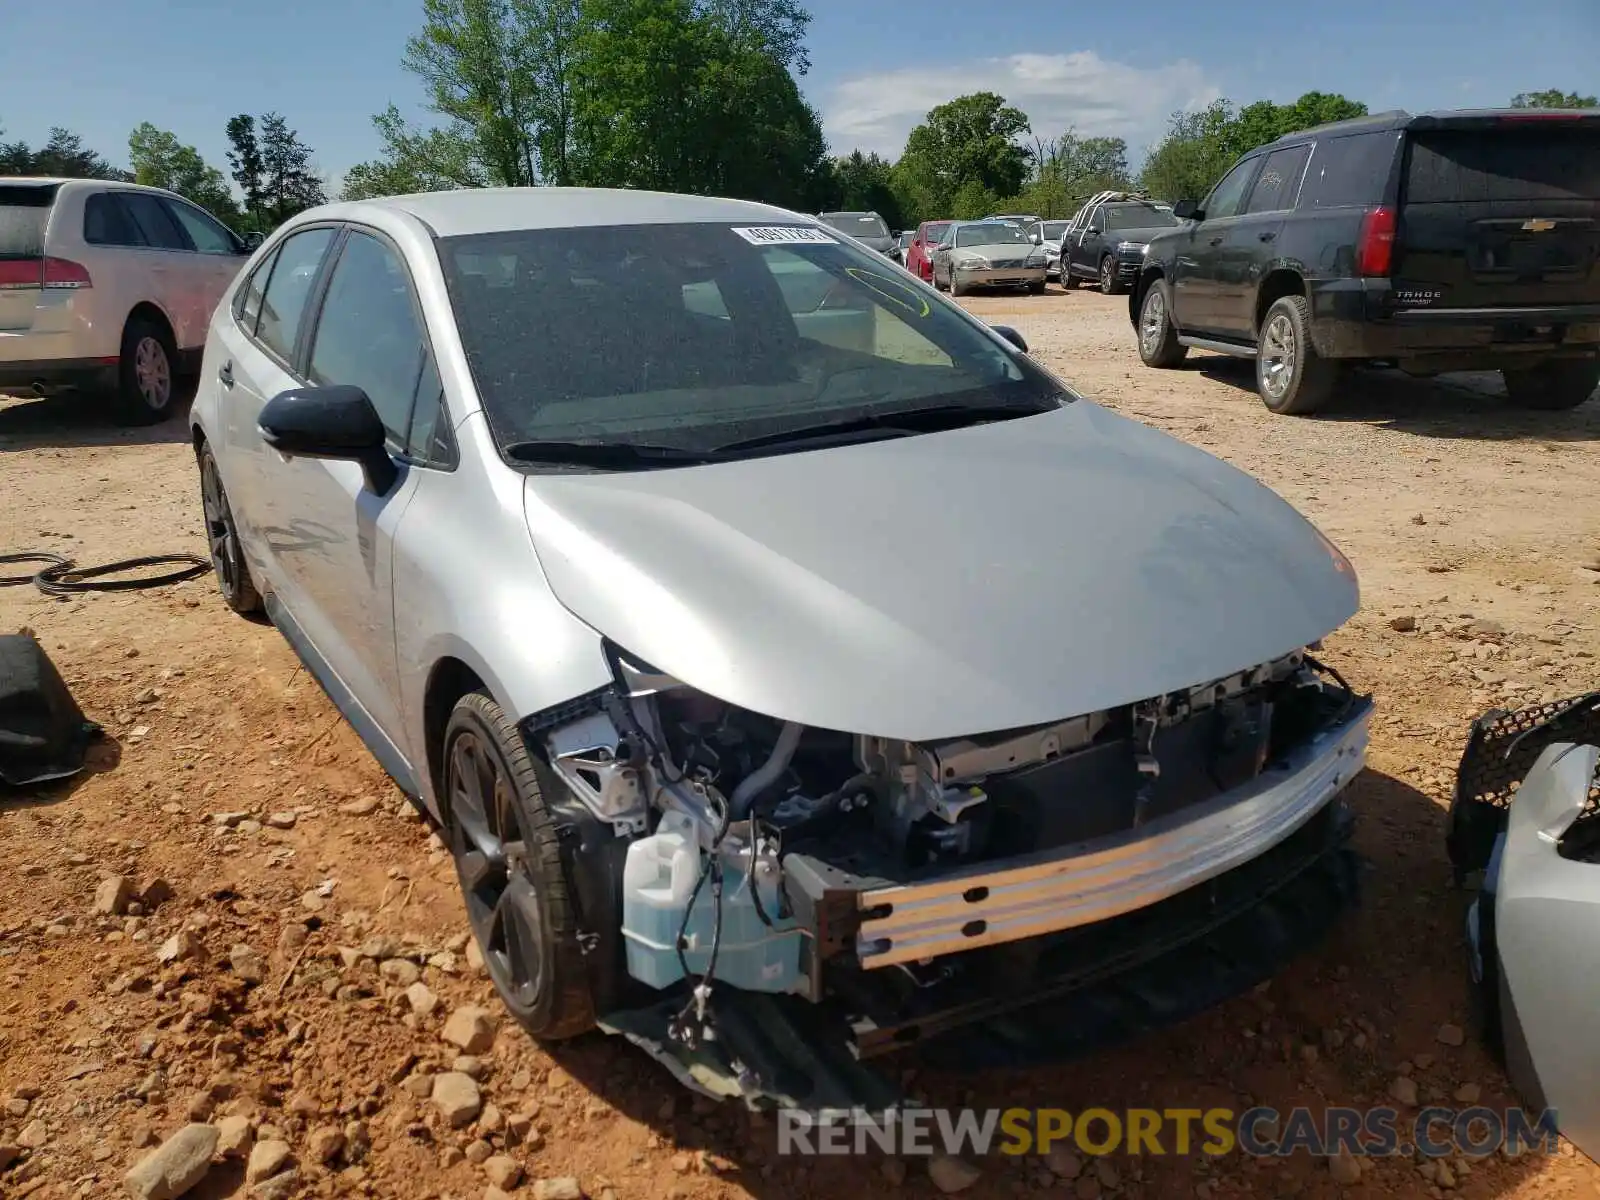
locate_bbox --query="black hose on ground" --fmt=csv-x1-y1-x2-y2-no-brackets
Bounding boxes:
1,551,210,596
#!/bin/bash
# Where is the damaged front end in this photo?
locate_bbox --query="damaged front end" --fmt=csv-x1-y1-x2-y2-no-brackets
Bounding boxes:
532,644,1372,1110
1449,692,1600,1159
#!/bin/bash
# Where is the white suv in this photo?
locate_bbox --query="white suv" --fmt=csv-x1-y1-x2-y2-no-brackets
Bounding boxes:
0,178,255,424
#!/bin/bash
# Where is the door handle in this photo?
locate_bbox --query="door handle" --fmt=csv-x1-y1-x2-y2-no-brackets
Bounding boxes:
1208,236,1224,246
1258,231,1277,242
218,361,234,388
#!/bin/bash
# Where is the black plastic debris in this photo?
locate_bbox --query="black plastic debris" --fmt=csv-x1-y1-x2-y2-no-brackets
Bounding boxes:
0,632,100,786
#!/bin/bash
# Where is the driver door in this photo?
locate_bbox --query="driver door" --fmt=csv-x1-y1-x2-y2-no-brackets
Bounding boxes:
1169,156,1264,334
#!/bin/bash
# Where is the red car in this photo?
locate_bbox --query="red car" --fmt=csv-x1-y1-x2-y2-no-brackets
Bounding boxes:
905,220,951,283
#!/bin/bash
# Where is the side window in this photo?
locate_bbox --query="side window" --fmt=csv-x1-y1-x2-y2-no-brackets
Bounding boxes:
405,352,455,465
119,193,189,250
232,244,281,332
306,231,427,443
1244,144,1312,214
1203,157,1262,220
1088,209,1104,232
164,200,237,255
256,228,335,363
83,193,145,247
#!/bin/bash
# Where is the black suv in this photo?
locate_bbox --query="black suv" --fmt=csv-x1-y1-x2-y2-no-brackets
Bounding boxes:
1060,192,1181,294
1130,109,1600,414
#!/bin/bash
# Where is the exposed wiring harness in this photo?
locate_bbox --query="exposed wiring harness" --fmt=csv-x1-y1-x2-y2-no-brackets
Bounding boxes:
668,788,730,1049
1,551,209,595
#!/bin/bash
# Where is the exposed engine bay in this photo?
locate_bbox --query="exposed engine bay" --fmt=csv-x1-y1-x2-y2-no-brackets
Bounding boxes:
526,643,1368,1094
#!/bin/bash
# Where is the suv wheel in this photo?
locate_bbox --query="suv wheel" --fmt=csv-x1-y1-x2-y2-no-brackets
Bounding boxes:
1256,295,1339,415
1502,361,1600,411
444,692,598,1040
1099,255,1122,295
1137,282,1188,369
198,445,261,614
115,316,178,426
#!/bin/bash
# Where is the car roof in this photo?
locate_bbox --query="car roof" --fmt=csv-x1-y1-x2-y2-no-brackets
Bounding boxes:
0,176,183,197
1267,106,1600,146
325,187,812,238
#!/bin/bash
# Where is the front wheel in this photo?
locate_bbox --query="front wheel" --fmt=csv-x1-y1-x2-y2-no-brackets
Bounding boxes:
1136,282,1188,369
199,445,261,614
1061,268,1080,290
444,692,599,1040
1027,279,1047,295
1099,256,1123,296
1502,361,1599,410
950,268,970,297
1256,295,1339,415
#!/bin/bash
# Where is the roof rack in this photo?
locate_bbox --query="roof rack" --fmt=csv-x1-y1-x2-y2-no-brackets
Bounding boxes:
1081,189,1155,208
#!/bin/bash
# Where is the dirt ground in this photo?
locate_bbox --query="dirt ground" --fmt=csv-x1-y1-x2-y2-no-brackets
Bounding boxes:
4,286,1600,1200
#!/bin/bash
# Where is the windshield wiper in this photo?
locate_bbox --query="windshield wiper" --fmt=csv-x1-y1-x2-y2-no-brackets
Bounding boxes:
713,400,1055,455
502,439,727,468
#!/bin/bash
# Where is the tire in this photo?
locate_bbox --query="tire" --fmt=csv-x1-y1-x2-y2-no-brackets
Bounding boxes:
444,692,598,1040
1098,255,1123,296
114,316,179,426
1256,294,1340,415
1027,279,1047,295
1501,361,1600,411
933,266,947,292
1062,269,1080,290
198,444,261,615
951,267,970,297
1136,281,1189,369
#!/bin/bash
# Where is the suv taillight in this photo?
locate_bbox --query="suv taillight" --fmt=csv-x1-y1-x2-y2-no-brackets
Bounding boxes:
1355,206,1396,277
42,257,92,289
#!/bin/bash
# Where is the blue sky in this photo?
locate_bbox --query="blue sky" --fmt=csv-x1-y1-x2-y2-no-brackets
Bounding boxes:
4,0,1596,191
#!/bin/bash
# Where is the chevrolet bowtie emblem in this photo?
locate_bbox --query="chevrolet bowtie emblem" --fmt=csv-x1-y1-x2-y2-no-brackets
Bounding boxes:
1522,218,1557,232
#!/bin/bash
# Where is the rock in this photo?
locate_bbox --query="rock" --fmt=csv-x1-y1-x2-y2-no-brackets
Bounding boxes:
307,1125,344,1164
245,1139,293,1183
443,1005,496,1054
264,812,297,829
212,811,249,828
95,875,135,915
215,1115,255,1160
139,878,174,908
485,1155,524,1189
401,1072,435,1099
454,1055,487,1080
230,943,267,985
1436,1023,1465,1047
359,934,403,960
380,958,421,987
1074,1177,1101,1200
466,938,487,975
928,1154,981,1194
1453,1082,1482,1104
340,797,380,816
406,981,439,1017
533,1180,583,1200
1414,1052,1436,1071
465,1139,494,1165
1469,619,1505,639
881,1156,908,1185
432,1072,482,1127
479,1103,505,1134
1436,1160,1456,1189
250,1169,301,1199
1388,615,1418,633
1328,1148,1361,1185
1093,1159,1120,1189
1389,1075,1419,1107
0,1142,18,1170
1046,1146,1083,1179
123,1123,219,1200
155,931,204,965
18,1119,48,1148
5,1096,28,1117
487,1189,513,1200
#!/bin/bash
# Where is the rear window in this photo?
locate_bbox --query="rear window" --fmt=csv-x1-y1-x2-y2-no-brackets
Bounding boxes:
1405,128,1600,203
0,184,58,258
1300,131,1401,209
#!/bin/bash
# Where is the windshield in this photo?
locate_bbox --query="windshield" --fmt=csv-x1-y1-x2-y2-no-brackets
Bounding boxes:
924,221,951,243
820,212,890,239
438,221,1068,459
955,223,1029,247
1103,203,1179,232
1042,221,1070,240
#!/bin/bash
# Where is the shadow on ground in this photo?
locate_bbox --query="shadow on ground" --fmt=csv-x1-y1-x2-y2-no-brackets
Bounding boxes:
0,384,194,452
1194,357,1600,443
537,769,1554,1199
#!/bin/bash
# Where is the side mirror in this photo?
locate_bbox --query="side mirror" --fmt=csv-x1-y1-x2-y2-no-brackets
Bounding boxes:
991,325,1029,354
1172,199,1202,220
258,384,398,494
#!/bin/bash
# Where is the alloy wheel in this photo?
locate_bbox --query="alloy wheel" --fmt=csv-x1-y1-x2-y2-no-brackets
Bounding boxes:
1100,258,1114,293
447,729,544,1007
1140,289,1167,356
201,457,242,597
133,336,172,411
1260,313,1297,402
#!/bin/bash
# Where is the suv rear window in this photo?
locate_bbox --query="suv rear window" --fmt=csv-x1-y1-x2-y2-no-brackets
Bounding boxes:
1405,127,1600,203
0,184,58,258
1300,131,1401,209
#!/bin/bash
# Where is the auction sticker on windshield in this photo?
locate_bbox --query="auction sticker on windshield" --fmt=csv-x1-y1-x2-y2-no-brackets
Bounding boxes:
732,226,838,245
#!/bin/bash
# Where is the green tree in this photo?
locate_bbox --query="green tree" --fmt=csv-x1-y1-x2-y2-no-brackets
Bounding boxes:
341,106,489,200
225,115,267,228
826,151,904,228
127,123,240,224
895,93,1030,219
948,177,999,220
1511,88,1597,108
258,113,326,225
699,0,810,73
0,124,128,179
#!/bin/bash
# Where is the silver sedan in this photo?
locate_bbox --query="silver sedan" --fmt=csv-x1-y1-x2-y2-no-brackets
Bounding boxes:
189,187,1365,1104
932,220,1049,295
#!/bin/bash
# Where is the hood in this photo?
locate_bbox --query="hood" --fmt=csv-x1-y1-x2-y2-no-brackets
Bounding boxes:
522,403,1358,742
955,242,1043,259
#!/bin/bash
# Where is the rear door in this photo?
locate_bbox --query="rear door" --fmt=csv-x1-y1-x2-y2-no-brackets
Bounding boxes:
1397,116,1600,310
1212,142,1313,336
159,197,250,352
0,182,59,336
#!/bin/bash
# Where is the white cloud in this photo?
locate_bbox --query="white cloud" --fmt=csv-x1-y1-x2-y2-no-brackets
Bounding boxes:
821,50,1223,160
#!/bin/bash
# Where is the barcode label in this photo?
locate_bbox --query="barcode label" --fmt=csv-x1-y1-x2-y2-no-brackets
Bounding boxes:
731,225,837,245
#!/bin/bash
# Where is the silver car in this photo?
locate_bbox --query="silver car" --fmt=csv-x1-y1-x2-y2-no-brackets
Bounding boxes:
932,220,1050,295
191,187,1369,1106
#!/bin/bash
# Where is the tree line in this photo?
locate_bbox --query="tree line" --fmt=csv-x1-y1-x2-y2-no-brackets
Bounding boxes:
2,0,1594,241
